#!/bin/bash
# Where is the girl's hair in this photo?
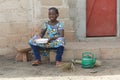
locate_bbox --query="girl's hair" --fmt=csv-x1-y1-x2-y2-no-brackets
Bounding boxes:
48,7,59,14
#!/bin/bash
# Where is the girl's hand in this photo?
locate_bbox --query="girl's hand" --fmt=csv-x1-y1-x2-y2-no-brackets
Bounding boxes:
48,36,58,43
32,35,41,43
36,36,41,39
46,43,50,48
36,34,41,39
48,38,52,43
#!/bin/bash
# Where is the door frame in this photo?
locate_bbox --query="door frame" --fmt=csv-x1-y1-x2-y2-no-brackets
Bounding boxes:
77,0,120,40
117,0,120,37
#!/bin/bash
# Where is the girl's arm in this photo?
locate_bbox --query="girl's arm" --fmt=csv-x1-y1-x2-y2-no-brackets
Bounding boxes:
55,29,64,39
48,29,64,42
39,28,47,38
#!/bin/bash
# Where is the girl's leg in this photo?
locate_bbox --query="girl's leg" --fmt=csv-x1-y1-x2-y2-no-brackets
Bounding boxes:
29,44,41,61
56,46,64,62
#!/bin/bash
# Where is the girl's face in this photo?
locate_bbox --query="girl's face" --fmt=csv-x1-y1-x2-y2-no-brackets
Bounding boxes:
48,9,58,22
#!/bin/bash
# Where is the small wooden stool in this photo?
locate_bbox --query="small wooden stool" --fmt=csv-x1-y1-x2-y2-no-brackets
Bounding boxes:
15,44,32,62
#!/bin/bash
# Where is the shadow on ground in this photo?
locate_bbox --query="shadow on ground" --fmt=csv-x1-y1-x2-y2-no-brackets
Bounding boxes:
0,55,120,78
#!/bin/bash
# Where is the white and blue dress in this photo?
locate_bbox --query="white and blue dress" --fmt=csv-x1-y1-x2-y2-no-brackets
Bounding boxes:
29,22,65,48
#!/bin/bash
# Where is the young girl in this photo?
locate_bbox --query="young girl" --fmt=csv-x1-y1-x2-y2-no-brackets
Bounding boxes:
29,7,65,66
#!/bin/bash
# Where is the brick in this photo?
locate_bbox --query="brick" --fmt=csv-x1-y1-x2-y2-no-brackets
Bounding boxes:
40,7,69,19
49,50,56,62
64,31,75,42
62,20,74,31
19,0,29,9
8,23,29,34
21,36,30,43
101,48,120,59
58,8,69,19
0,13,8,22
41,55,50,63
50,48,74,62
30,26,41,37
40,0,63,6
6,33,30,47
0,10,28,23
0,48,16,55
0,23,10,36
40,7,50,19
62,50,75,61
0,37,8,48
0,0,29,10
6,35,22,46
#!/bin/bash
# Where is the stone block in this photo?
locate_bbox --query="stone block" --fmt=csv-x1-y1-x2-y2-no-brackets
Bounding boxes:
0,12,8,22
6,34,30,47
49,50,56,62
0,37,8,48
62,50,75,61
20,35,30,43
62,20,74,31
0,23,10,36
40,0,63,6
30,26,41,37
6,35,22,46
64,31,75,42
0,48,16,56
39,7,48,19
101,48,120,59
41,55,50,63
8,23,29,34
40,7,69,19
0,10,28,22
0,0,29,10
58,8,69,19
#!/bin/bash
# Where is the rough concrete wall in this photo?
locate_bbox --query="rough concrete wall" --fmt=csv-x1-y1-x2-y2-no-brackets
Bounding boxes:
75,0,86,40
67,0,77,21
0,0,32,56
0,0,73,56
67,0,86,40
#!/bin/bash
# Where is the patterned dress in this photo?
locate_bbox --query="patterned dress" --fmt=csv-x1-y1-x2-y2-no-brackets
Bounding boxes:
29,22,65,48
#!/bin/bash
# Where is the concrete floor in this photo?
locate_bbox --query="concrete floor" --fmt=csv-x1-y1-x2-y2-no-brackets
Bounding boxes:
0,55,120,80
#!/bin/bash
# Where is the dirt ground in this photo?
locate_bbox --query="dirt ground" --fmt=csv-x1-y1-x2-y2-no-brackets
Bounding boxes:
0,55,120,79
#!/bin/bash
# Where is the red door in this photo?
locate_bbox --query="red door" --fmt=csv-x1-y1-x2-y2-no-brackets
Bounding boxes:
86,0,116,37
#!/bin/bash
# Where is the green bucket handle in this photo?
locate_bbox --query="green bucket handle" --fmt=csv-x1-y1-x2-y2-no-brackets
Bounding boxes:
82,52,94,59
